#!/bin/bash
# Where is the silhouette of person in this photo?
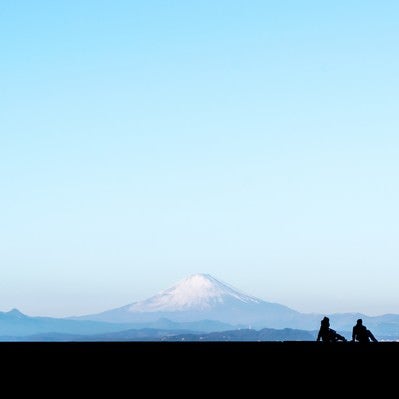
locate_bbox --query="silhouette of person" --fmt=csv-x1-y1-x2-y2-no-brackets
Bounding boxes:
316,316,347,342
351,319,378,343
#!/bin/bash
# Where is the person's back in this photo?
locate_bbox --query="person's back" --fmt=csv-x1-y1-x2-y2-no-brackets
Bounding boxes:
353,323,369,342
317,316,331,342
317,316,347,342
352,319,378,343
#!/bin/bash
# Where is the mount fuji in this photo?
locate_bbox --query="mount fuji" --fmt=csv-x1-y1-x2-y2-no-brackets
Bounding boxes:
75,273,309,328
3,274,399,339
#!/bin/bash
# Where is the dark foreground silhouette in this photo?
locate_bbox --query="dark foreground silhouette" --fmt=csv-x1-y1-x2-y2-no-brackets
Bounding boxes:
1,341,397,390
352,318,378,342
316,316,347,342
0,340,395,362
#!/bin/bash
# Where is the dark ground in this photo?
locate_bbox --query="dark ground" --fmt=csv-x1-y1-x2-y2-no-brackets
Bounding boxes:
1,341,396,393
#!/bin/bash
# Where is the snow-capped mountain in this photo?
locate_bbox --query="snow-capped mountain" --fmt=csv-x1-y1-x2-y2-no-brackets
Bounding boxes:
3,274,399,339
128,273,262,312
75,273,305,328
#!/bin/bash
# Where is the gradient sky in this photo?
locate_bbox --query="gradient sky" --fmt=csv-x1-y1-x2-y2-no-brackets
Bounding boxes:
1,1,398,317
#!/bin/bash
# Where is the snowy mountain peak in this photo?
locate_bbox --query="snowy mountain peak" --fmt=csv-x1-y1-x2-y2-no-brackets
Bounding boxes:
128,273,262,313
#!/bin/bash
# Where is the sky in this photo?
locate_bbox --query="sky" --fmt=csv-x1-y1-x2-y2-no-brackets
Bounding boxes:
1,1,398,318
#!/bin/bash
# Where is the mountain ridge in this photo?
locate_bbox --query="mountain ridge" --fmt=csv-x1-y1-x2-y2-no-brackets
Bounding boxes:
74,273,300,326
3,273,399,339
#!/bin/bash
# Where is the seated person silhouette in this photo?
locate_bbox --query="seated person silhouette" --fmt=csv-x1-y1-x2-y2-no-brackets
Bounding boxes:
316,316,347,342
351,318,378,343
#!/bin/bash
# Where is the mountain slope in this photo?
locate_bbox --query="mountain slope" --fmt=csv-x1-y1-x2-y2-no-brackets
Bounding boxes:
76,273,303,328
128,273,262,312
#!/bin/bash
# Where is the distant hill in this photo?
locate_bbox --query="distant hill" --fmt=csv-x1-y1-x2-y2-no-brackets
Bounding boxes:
0,326,316,342
0,308,138,337
164,327,316,342
0,308,237,339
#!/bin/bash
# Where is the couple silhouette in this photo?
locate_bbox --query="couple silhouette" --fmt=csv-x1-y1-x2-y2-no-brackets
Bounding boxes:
316,316,378,343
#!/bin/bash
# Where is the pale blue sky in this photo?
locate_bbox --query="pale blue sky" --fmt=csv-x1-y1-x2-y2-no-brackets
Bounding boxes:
1,1,398,317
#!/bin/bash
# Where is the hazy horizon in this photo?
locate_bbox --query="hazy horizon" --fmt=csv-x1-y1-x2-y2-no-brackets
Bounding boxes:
1,1,398,318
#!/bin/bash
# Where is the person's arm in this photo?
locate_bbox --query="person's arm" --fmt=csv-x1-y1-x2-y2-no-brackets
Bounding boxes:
367,329,378,343
352,327,356,342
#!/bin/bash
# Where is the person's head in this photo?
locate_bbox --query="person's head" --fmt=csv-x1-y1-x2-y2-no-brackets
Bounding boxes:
321,316,330,326
356,319,363,325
